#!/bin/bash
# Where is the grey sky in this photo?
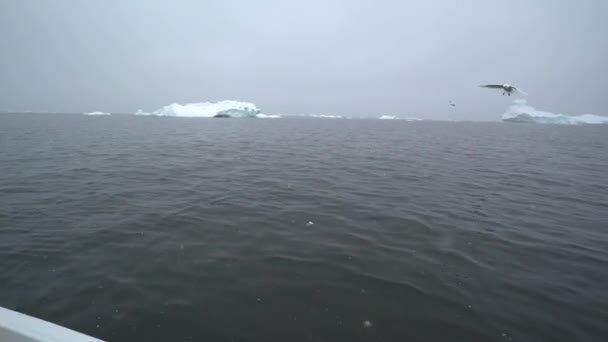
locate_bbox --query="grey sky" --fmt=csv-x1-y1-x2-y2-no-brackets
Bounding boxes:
1,0,606,120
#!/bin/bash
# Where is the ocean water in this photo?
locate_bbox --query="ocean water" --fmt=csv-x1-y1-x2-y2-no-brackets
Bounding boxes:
1,114,607,341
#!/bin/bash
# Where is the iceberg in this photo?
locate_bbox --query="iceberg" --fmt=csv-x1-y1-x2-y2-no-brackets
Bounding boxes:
83,111,110,115
135,109,150,115
256,114,281,118
137,101,262,118
503,100,608,125
310,114,343,119
379,115,398,120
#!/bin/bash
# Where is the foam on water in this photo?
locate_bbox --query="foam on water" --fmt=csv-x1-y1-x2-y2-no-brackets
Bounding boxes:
503,100,608,125
379,115,398,120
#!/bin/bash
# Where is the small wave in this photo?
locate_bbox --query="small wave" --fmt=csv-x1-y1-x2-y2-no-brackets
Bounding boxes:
503,100,608,125
379,115,398,120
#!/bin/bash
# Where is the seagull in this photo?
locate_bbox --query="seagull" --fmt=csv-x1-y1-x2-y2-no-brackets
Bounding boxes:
479,84,527,96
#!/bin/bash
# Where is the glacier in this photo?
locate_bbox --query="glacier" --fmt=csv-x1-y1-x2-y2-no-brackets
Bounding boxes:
136,101,263,118
503,100,608,125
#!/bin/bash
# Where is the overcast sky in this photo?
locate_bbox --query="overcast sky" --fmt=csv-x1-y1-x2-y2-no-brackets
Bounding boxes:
1,0,606,120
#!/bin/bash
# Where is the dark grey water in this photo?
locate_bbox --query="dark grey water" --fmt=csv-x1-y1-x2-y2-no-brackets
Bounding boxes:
1,114,607,341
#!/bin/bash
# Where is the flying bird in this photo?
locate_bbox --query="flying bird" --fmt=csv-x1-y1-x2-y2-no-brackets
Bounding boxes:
479,84,527,96
449,101,456,107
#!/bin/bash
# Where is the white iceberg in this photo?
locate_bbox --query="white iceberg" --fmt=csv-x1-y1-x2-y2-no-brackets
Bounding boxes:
256,114,281,118
137,100,262,118
379,115,398,120
83,111,111,115
310,114,343,119
503,100,607,125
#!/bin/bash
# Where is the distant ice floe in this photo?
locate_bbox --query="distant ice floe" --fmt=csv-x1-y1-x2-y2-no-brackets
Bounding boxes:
135,109,150,115
378,115,423,121
83,111,111,115
136,101,265,118
503,100,608,125
310,114,343,119
256,114,281,118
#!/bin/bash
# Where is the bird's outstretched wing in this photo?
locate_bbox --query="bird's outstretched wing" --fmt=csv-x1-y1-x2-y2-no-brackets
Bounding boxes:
479,85,503,89
513,87,528,96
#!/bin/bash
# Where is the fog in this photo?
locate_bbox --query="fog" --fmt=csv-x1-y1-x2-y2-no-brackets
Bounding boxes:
1,0,606,120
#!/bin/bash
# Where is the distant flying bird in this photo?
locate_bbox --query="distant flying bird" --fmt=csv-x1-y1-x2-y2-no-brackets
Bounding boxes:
479,84,527,96
449,101,456,107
